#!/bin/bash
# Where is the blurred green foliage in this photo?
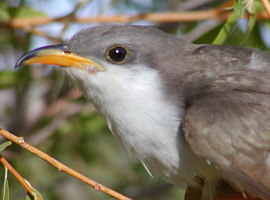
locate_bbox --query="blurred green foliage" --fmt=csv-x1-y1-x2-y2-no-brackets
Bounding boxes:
0,1,47,21
0,0,270,200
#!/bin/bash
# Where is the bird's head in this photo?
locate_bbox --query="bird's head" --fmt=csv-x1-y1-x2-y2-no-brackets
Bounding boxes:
16,25,168,75
15,25,184,109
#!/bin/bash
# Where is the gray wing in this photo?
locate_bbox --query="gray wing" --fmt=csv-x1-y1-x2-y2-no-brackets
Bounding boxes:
180,45,270,199
182,92,270,198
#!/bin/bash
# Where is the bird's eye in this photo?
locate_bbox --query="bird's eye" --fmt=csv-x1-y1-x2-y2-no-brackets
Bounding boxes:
106,45,129,64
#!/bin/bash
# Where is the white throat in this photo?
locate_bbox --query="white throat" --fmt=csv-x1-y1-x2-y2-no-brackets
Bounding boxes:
64,64,218,187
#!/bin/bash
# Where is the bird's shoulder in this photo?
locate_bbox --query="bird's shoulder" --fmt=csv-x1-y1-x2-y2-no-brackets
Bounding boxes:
191,44,253,64
186,43,270,75
172,44,270,97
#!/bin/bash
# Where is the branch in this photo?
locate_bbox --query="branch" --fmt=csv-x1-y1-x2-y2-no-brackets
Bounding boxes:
0,154,41,200
0,129,132,200
0,0,234,30
4,10,269,29
261,0,270,19
4,0,234,29
25,27,63,43
2,0,268,43
5,11,219,29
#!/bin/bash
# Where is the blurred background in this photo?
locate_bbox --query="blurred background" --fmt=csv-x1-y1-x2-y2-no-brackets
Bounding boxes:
0,0,269,199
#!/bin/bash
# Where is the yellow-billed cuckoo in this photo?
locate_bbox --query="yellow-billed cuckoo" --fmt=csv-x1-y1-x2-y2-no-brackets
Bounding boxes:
15,25,270,200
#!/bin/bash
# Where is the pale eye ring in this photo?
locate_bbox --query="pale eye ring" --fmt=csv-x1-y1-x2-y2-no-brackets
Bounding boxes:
106,45,130,64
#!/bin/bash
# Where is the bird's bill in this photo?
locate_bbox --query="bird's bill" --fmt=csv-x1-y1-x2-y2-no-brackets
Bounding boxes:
15,44,104,71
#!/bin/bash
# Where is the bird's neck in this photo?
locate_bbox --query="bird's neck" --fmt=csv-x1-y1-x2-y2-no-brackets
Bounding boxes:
64,66,216,186
82,66,184,161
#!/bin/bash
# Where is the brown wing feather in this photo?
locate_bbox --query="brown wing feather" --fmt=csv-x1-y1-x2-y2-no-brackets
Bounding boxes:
159,42,270,198
182,91,270,199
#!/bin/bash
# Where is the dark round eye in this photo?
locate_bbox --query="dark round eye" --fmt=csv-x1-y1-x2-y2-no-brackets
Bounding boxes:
106,45,129,64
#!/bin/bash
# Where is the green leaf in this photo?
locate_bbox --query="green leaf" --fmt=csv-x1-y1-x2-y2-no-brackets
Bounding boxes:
0,2,10,22
241,22,267,49
193,23,223,44
246,0,260,14
0,3,47,22
25,193,35,200
0,71,20,89
25,190,43,200
24,180,43,200
0,141,12,153
1,166,9,200
9,6,47,19
212,13,239,45
239,14,257,45
234,0,243,17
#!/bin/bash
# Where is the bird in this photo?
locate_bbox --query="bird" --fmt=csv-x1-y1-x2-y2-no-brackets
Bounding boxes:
15,25,270,200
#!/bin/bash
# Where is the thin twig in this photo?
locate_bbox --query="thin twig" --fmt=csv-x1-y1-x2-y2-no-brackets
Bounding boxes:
28,103,95,145
58,0,88,36
6,1,233,29
25,27,63,43
261,0,270,19
44,89,83,118
0,129,132,200
0,154,41,200
6,11,221,28
26,89,84,145
0,0,268,32
57,0,88,22
4,10,269,29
